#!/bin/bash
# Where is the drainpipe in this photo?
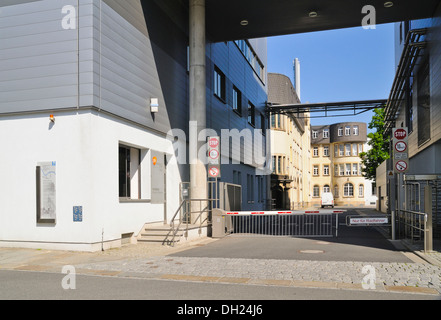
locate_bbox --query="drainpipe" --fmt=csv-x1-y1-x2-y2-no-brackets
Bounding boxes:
189,0,207,223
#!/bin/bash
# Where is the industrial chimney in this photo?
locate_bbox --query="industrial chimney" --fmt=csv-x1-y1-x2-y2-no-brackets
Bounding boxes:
293,58,301,102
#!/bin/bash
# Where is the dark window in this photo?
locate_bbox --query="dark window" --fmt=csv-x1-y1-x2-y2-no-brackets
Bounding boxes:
248,102,255,126
214,66,226,101
232,86,242,115
417,58,431,146
119,146,131,198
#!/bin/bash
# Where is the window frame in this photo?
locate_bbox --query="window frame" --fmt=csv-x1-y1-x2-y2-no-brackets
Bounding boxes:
213,66,226,101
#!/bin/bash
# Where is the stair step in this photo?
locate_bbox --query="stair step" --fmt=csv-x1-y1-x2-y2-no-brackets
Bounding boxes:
138,223,204,244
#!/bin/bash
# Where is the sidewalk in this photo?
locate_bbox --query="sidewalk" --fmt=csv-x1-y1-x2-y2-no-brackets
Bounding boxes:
1,236,441,296
400,239,441,267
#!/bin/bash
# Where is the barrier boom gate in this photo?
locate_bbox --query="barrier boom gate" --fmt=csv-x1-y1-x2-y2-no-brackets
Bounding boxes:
212,209,344,238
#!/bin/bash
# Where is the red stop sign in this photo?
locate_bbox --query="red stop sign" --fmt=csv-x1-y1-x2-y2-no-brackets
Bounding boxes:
208,138,219,148
394,129,407,140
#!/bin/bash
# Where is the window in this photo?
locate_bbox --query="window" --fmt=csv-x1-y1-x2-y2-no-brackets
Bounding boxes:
417,58,431,146
334,185,339,198
352,144,358,156
313,147,319,157
353,126,359,136
358,144,363,155
272,156,277,174
247,174,254,203
271,114,284,129
345,164,351,176
339,145,344,156
323,165,329,176
257,176,264,203
359,184,364,197
312,131,318,139
232,86,242,114
352,163,358,176
334,145,338,157
345,144,351,156
247,102,255,126
234,40,265,83
313,165,319,176
345,126,351,136
323,145,329,157
334,165,339,176
323,185,330,193
323,129,329,138
344,183,354,197
339,164,344,176
119,145,143,199
233,170,241,185
338,127,343,136
278,156,282,174
313,185,320,197
214,66,225,101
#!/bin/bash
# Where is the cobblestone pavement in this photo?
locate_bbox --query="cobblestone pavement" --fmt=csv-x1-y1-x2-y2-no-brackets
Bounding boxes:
73,240,441,296
2,237,441,296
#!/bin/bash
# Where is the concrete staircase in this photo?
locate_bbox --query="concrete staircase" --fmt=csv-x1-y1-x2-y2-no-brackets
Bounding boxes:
138,223,205,245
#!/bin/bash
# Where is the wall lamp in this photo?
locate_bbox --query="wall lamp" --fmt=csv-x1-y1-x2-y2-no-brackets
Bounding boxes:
150,98,159,113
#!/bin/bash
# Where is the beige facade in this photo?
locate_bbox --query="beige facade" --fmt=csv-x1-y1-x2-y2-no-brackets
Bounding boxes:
310,123,377,208
268,73,311,209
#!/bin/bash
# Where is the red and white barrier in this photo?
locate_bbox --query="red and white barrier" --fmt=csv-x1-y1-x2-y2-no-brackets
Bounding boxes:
225,209,345,216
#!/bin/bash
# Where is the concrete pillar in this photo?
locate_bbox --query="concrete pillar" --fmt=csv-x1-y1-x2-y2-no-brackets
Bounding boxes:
189,0,207,223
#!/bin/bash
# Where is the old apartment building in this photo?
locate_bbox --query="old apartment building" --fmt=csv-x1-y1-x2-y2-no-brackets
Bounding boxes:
268,73,311,210
310,123,376,207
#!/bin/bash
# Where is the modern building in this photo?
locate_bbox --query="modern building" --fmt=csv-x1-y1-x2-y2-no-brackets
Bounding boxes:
382,3,441,237
268,73,311,209
310,122,377,207
0,0,268,251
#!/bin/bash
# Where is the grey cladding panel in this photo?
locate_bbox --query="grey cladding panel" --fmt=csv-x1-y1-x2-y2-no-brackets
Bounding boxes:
0,0,42,7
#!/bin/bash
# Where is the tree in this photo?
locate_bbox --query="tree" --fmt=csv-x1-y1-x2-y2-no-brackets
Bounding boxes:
359,108,390,181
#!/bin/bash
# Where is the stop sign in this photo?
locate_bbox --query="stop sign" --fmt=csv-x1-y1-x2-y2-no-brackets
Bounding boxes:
394,129,407,140
208,137,219,148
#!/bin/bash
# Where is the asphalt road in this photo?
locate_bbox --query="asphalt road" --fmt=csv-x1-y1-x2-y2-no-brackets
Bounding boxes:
171,209,413,263
0,270,438,301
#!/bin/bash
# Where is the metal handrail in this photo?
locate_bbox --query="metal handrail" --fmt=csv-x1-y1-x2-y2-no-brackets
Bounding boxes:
398,209,427,244
163,199,215,246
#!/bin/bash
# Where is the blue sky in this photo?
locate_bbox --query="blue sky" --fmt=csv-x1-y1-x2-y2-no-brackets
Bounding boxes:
267,23,396,130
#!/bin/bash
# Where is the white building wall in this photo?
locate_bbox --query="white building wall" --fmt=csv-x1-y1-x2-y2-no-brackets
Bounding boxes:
0,111,180,251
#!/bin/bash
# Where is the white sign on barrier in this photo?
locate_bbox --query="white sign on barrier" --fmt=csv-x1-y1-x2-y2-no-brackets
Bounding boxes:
349,217,389,225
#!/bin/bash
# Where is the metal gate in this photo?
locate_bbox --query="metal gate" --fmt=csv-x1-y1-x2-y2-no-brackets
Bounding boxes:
213,210,342,238
402,175,441,239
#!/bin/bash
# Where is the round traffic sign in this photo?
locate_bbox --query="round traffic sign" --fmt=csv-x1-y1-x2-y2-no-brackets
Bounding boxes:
209,149,220,160
394,128,407,140
394,141,407,152
208,166,220,177
395,160,408,172
208,137,219,148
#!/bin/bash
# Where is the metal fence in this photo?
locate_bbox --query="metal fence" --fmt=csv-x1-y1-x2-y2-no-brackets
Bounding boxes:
224,211,340,238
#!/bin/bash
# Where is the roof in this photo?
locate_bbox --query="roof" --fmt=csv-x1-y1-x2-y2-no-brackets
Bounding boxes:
204,0,441,42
